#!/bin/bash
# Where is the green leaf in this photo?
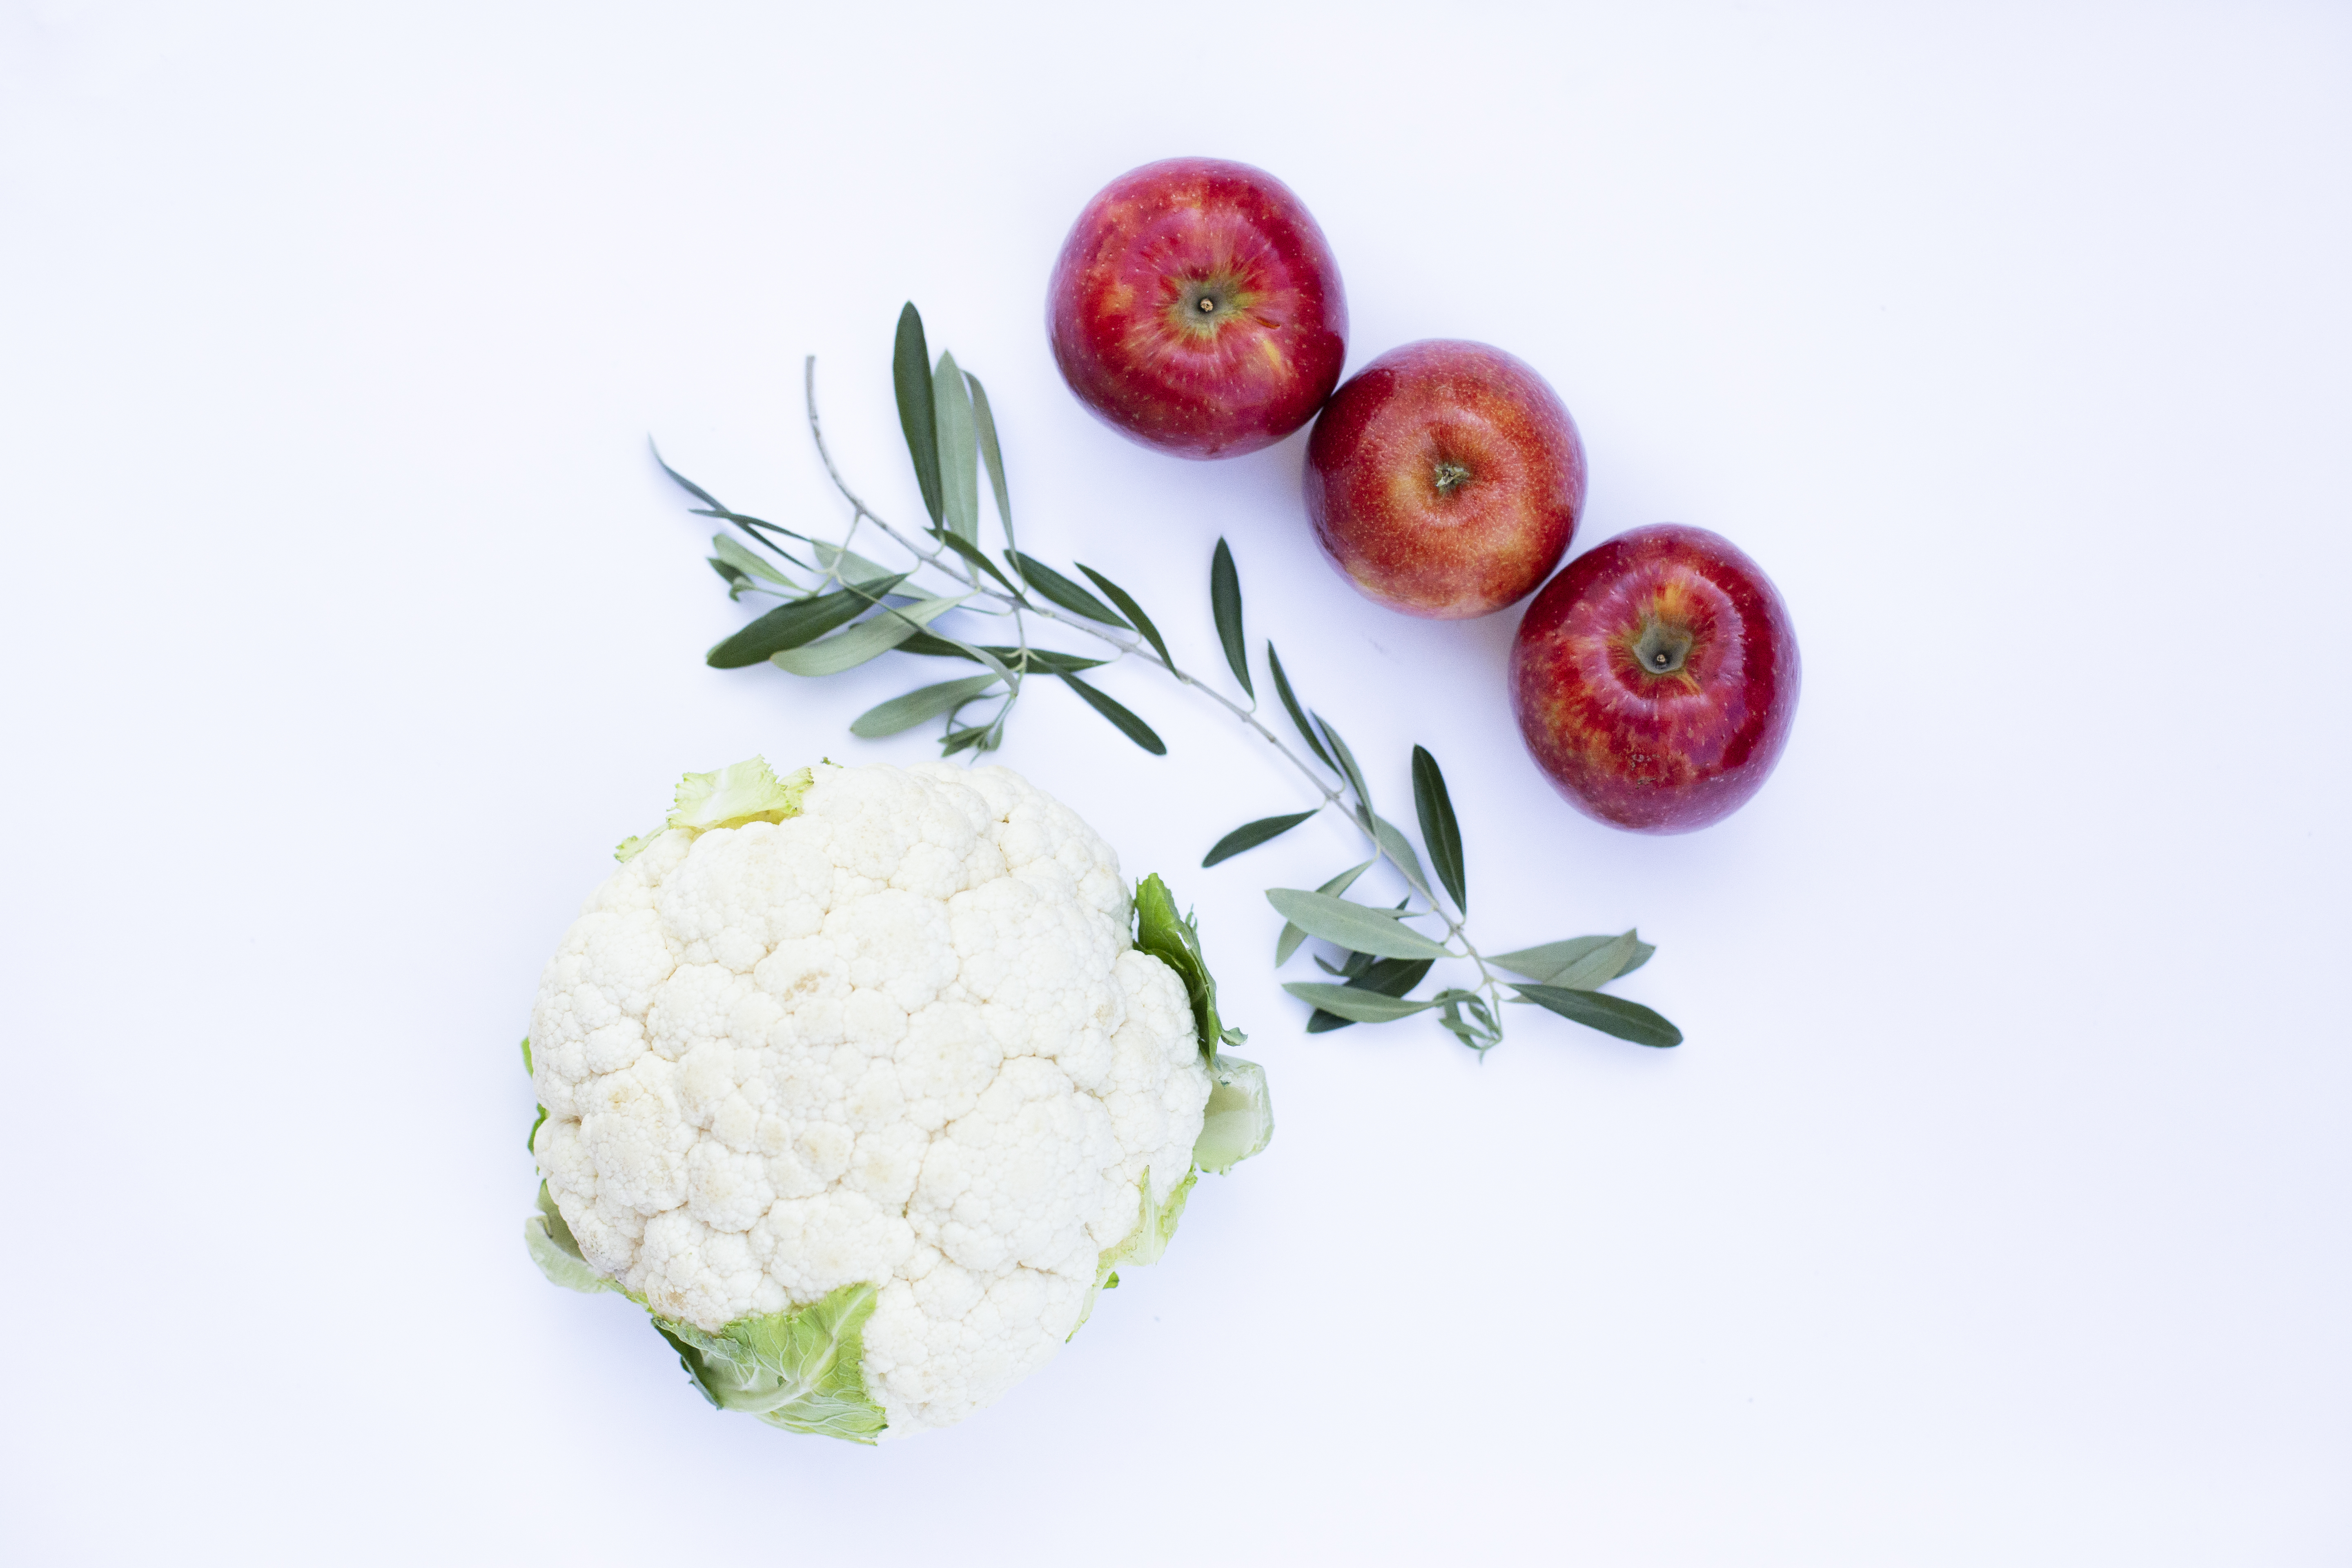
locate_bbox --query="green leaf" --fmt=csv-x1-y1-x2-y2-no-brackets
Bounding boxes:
1541,929,1641,991
649,439,729,514
1411,746,1467,914
527,1104,547,1152
1372,814,1434,902
705,574,907,668
1133,871,1245,1061
933,350,980,542
1263,889,1452,960
850,674,1005,738
1276,860,1372,964
966,370,1015,551
1281,982,1440,1024
524,1183,620,1296
1352,956,1437,997
1194,1054,1273,1174
1202,810,1317,867
930,528,1016,591
767,593,967,677
893,303,942,527
1059,671,1165,755
520,1037,532,1075
995,646,1108,675
1303,956,1435,1033
893,630,982,661
1077,564,1172,666
1070,1167,1198,1341
1210,538,1252,699
811,538,896,587
617,755,817,861
1488,934,1655,985
713,533,793,586
1432,987,1504,1053
911,630,1016,687
655,1281,889,1443
709,557,752,594
1513,984,1683,1048
1314,713,1374,820
940,723,992,757
1267,643,1335,769
1009,552,1131,628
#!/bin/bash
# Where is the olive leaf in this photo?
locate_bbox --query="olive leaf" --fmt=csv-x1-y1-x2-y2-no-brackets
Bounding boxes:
893,635,1106,674
993,646,1105,674
1315,947,1377,979
850,674,1005,738
1411,746,1467,914
652,439,731,513
1432,988,1503,1053
1280,983,1439,1024
1059,671,1165,755
706,574,909,668
653,445,811,553
1314,714,1376,826
811,538,898,587
940,722,994,757
1202,811,1318,868
1267,643,1335,770
1512,984,1683,1049
930,528,1016,592
966,370,1016,552
1077,565,1172,668
1210,538,1252,699
1539,929,1640,991
1263,889,1452,960
1488,934,1655,986
932,350,980,542
1009,552,1131,628
713,533,795,586
1304,955,1435,1033
893,303,943,527
1275,860,1372,965
769,593,967,677
1372,815,1434,903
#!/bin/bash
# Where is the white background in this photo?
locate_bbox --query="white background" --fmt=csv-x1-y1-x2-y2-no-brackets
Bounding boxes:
4,2,2347,1562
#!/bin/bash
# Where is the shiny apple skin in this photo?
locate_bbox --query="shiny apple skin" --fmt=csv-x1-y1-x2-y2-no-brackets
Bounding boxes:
1047,158,1347,459
1510,524,1800,833
1304,340,1584,618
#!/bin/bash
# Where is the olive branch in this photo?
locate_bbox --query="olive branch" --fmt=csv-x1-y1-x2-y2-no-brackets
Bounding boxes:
655,304,1680,1054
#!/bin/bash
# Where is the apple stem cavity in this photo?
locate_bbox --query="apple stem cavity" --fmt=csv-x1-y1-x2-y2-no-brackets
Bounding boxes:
1431,459,1473,498
1631,619,1694,678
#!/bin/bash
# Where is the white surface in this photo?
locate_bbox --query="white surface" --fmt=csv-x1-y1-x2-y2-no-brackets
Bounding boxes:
3,2,2347,1561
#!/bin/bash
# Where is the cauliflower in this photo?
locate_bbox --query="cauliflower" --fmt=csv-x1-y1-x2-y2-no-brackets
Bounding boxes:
521,757,1272,1442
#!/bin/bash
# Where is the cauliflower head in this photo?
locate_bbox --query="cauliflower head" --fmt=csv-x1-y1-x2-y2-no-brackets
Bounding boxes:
521,757,1271,1442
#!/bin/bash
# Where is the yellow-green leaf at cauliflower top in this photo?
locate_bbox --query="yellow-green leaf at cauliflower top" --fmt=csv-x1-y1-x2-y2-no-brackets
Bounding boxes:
526,759,1266,1440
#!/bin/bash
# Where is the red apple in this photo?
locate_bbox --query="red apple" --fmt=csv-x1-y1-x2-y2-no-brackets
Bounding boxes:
1509,525,1799,833
1303,340,1584,618
1047,158,1347,459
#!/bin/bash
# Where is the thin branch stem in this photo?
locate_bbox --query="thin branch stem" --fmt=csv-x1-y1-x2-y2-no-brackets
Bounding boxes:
794,355,1509,1030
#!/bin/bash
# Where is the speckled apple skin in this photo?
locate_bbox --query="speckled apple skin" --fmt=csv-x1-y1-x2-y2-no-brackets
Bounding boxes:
1303,340,1584,619
1047,158,1347,459
1510,524,1800,833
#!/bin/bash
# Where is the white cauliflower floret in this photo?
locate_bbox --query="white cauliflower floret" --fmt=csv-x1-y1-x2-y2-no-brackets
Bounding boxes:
529,760,1216,1438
